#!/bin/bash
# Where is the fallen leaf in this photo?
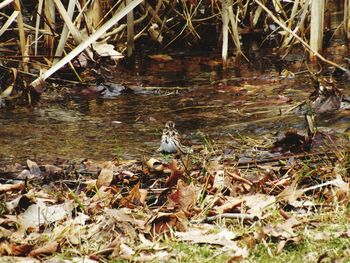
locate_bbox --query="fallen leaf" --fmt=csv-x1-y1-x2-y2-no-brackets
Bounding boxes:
92,41,124,61
28,241,59,257
11,244,33,256
18,199,74,231
148,54,173,62
119,182,143,208
243,194,276,217
175,226,248,258
27,159,41,177
151,211,188,235
96,161,114,188
168,180,200,211
263,217,300,239
164,160,184,187
0,182,25,192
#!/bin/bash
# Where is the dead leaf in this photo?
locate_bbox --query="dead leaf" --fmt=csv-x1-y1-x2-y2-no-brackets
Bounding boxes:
119,182,143,208
119,243,135,260
44,164,63,176
92,41,124,61
213,196,243,214
146,158,163,172
263,217,300,239
96,161,114,188
27,159,41,177
175,226,248,258
168,180,200,211
148,54,173,62
28,241,59,257
164,160,184,188
0,182,25,192
243,194,276,217
18,199,74,231
11,244,33,256
151,211,188,235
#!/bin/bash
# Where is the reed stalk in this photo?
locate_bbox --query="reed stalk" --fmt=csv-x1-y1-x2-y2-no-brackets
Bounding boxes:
54,0,83,45
221,0,229,65
30,0,144,88
0,10,19,37
309,0,324,61
34,0,44,56
53,0,77,65
44,0,56,48
127,0,135,57
13,0,26,70
254,0,347,72
346,0,350,40
0,0,14,10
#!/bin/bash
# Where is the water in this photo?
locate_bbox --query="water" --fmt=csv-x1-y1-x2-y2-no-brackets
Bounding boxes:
0,51,349,165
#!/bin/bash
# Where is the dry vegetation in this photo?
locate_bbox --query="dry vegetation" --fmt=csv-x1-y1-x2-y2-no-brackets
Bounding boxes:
1,0,350,262
0,133,350,262
0,0,349,94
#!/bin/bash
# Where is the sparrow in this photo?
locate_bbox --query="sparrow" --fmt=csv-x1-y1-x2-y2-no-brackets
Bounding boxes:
310,77,342,114
157,121,192,154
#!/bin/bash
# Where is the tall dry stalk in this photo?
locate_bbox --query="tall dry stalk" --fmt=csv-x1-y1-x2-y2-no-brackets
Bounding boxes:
30,0,144,88
309,0,324,61
254,0,347,71
346,0,350,41
44,0,56,49
280,0,310,52
34,0,44,55
54,0,77,65
13,0,26,70
127,0,135,57
222,0,229,65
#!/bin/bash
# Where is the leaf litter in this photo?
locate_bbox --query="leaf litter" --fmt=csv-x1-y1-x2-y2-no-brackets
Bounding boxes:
0,132,349,261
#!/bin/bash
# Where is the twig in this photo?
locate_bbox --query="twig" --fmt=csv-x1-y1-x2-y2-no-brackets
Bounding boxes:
226,170,253,186
236,151,336,169
199,213,259,223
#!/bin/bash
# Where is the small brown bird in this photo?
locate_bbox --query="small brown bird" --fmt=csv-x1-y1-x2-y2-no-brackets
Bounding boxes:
157,121,192,154
310,77,342,114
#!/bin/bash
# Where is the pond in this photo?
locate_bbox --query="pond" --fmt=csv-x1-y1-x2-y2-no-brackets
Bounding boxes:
0,49,349,166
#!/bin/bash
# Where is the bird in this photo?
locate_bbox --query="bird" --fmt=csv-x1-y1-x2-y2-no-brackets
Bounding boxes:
309,77,342,114
157,121,192,154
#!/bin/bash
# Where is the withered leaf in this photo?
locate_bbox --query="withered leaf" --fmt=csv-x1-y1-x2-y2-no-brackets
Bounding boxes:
96,161,114,188
28,241,59,257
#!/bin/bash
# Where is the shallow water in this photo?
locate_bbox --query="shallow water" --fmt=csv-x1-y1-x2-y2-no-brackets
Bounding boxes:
0,51,349,166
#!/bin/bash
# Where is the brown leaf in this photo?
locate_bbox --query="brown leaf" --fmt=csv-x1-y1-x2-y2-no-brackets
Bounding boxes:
96,161,114,188
168,180,200,211
27,159,41,177
164,160,184,188
11,244,33,256
44,164,63,176
0,182,25,192
29,241,59,257
213,196,243,214
243,194,276,217
148,54,172,62
119,182,142,208
151,211,188,235
263,217,300,239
